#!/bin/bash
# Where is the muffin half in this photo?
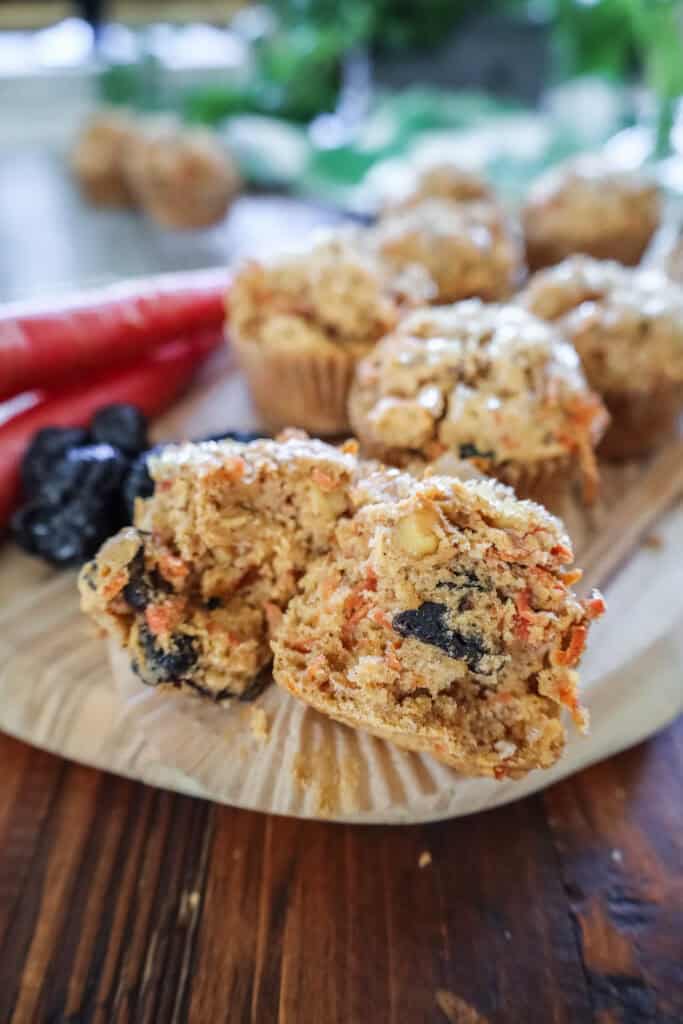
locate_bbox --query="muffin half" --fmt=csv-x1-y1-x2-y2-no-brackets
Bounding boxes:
273,473,604,779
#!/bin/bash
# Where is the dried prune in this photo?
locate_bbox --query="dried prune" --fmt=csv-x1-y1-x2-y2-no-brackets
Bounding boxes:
21,426,90,498
12,499,116,567
91,404,148,454
137,623,198,684
393,601,489,671
122,445,164,520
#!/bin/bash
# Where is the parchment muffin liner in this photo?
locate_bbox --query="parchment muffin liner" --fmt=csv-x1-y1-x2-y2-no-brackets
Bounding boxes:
598,385,683,460
232,334,359,435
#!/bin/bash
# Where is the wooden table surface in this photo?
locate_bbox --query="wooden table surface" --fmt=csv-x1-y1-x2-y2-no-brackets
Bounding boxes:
0,718,680,1024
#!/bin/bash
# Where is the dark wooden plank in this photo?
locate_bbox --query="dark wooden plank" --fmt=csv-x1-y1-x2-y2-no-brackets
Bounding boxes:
0,719,680,1024
544,720,683,1024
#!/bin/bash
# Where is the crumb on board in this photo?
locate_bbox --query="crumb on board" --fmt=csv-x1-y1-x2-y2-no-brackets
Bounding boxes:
641,532,663,549
248,705,270,741
418,850,432,869
436,989,489,1024
292,748,361,816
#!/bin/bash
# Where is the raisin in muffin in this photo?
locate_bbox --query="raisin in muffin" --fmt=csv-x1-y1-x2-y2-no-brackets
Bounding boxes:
522,156,660,271
229,230,435,434
124,119,240,230
79,435,358,700
370,199,523,304
520,255,683,457
348,300,608,505
71,109,139,207
273,474,605,779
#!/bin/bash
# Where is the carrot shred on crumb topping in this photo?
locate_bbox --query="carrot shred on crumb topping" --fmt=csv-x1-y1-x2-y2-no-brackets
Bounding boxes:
370,608,393,630
158,552,189,583
311,468,338,492
102,571,127,600
385,645,402,672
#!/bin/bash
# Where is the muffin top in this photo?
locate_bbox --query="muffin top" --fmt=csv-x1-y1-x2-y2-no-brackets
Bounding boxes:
370,198,523,303
520,255,683,392
230,230,436,357
522,156,660,261
382,160,494,213
349,300,607,491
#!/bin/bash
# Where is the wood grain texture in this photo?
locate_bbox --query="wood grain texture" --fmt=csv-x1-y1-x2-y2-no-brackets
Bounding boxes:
0,720,680,1024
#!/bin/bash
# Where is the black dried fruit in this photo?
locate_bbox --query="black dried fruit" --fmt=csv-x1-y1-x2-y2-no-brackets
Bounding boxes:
205,596,222,610
137,623,198,684
437,568,489,593
122,445,165,520
121,548,150,610
21,426,90,498
199,429,266,444
459,442,495,460
12,499,117,567
91,404,148,454
12,444,129,566
392,601,489,672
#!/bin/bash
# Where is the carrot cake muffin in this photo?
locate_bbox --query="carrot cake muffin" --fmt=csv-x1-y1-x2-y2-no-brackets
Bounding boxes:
229,230,435,434
385,160,495,212
125,119,240,230
370,198,523,304
71,109,139,207
273,473,605,778
79,435,358,700
348,300,608,504
520,255,683,457
522,156,660,271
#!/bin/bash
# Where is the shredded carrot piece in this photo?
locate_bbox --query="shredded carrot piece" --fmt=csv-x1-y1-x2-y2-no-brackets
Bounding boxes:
550,543,573,563
513,589,535,640
385,646,402,672
561,568,583,586
583,591,606,620
552,625,587,667
102,571,127,601
493,765,508,780
370,608,393,630
311,468,338,492
145,598,185,635
364,566,378,591
341,439,359,456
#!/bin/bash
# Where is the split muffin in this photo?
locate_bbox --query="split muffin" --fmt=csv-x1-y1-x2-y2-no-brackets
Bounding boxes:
348,300,608,504
79,435,358,700
229,230,435,434
520,255,683,457
522,156,660,271
273,473,605,779
124,119,241,230
370,198,523,304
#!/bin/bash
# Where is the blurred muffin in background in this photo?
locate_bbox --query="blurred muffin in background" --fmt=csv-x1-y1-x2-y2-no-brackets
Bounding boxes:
520,255,683,458
71,109,140,207
385,160,495,212
125,118,241,231
522,156,660,271
229,229,435,434
371,198,523,303
349,300,608,507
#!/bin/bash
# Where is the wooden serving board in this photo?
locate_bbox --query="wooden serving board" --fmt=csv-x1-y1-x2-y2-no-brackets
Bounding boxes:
0,344,682,823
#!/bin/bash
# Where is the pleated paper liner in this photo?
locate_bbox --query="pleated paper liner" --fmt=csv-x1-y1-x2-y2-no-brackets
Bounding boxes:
109,437,683,823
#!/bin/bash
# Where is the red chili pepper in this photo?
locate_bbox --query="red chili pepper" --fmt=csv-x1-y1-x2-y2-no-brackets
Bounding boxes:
0,326,221,530
0,269,230,400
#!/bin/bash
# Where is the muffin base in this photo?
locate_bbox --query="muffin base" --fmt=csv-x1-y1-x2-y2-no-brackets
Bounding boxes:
598,386,683,460
525,232,653,273
232,334,357,435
